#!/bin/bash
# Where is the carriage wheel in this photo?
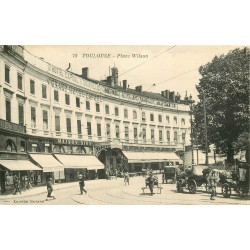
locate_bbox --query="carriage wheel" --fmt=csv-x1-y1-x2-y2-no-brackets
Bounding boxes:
222,183,231,198
188,180,197,194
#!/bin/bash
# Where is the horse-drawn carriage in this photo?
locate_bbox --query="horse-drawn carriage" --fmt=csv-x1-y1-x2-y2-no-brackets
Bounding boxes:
218,163,249,198
162,166,178,184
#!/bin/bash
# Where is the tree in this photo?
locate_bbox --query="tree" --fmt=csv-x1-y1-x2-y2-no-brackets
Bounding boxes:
193,47,250,163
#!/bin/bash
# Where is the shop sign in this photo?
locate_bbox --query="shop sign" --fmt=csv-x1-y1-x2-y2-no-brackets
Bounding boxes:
54,138,93,146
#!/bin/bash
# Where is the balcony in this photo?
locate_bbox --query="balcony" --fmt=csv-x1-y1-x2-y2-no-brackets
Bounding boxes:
0,119,26,134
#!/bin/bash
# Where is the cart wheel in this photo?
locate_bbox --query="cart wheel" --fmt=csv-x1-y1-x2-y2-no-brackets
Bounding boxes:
188,180,197,194
222,183,231,198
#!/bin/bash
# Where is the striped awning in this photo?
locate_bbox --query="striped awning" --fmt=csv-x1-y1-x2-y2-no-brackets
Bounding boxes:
29,154,64,172
122,151,183,164
0,160,42,171
54,154,104,170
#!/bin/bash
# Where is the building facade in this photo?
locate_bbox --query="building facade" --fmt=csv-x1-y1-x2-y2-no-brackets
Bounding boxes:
0,45,192,191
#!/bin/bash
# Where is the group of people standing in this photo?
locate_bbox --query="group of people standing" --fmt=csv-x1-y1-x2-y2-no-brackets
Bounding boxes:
13,175,31,195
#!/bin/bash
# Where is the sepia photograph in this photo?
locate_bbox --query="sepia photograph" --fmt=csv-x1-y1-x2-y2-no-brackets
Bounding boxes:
0,45,249,205
1,1,250,250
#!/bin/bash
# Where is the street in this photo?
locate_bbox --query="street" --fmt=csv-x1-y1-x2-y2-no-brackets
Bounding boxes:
1,175,249,205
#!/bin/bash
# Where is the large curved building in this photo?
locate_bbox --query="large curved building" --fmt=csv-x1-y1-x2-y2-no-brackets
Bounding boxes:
0,45,192,192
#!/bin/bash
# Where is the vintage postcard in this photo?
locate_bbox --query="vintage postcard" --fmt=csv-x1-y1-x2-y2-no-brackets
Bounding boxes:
0,45,249,205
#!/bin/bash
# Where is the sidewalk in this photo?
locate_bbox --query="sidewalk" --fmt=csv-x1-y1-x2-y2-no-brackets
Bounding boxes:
0,181,78,200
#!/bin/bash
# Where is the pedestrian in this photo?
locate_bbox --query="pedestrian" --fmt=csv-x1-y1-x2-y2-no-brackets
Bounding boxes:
46,177,55,200
208,170,217,200
78,174,87,195
147,173,154,195
124,171,129,185
13,175,21,195
115,169,118,180
24,175,30,190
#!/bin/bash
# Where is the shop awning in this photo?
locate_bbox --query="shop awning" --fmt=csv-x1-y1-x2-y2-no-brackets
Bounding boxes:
54,154,104,170
122,151,183,164
29,154,64,172
0,160,42,171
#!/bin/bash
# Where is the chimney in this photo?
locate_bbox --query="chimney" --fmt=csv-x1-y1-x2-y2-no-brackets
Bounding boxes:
165,90,170,100
135,85,142,93
82,67,89,79
123,80,127,90
169,91,175,102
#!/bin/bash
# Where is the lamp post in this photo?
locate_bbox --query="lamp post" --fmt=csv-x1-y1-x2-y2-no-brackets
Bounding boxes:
189,95,195,166
202,89,209,165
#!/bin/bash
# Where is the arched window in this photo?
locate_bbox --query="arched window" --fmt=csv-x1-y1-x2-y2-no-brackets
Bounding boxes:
5,139,17,152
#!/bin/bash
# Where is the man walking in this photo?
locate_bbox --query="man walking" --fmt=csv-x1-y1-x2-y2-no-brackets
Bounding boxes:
208,170,217,200
46,177,55,200
79,174,87,195
13,175,21,195
147,173,154,195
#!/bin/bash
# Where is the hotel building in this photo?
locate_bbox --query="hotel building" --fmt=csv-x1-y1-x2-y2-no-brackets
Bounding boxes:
0,45,192,192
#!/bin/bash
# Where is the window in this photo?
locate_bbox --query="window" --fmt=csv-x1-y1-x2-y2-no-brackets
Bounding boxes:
115,124,120,138
124,109,128,118
6,99,11,122
166,116,170,123
182,132,186,142
86,100,90,110
76,97,80,108
5,65,10,83
142,112,146,122
125,126,129,141
54,90,59,102
30,80,35,94
159,130,163,142
174,131,178,142
181,118,185,125
142,128,146,142
65,94,70,105
97,123,102,137
115,107,119,116
106,123,111,137
167,131,170,142
158,114,162,123
151,129,154,142
42,85,47,99
43,110,48,130
20,141,26,152
77,119,82,134
55,115,60,131
17,73,23,90
96,103,100,112
105,105,110,114
174,117,178,125
18,104,24,125
66,118,71,133
31,107,36,128
150,113,154,122
133,110,137,119
134,127,138,142
87,122,92,136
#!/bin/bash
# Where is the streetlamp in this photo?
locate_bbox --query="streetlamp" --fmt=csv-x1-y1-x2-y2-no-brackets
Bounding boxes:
202,89,209,165
189,95,195,166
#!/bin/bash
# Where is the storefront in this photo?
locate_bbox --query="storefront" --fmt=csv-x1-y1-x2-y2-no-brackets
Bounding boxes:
122,151,182,173
0,159,42,193
54,154,105,181
29,153,64,183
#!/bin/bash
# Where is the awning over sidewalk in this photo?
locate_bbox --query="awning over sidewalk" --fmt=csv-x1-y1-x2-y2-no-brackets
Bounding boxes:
122,151,183,164
0,160,42,171
54,154,104,170
29,154,64,172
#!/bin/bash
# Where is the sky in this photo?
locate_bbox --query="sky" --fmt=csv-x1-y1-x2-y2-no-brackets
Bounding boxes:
25,45,244,102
